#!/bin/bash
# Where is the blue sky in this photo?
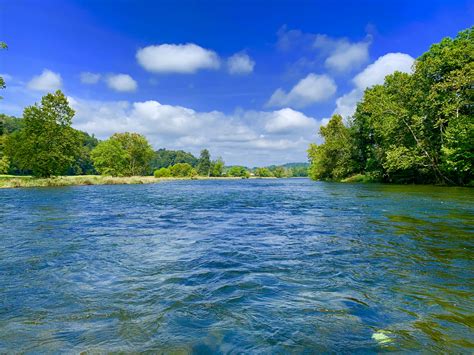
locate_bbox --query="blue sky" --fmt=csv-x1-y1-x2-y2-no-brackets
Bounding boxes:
1,0,472,166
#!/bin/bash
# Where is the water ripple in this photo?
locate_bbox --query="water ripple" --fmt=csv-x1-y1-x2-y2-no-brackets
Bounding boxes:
0,179,473,352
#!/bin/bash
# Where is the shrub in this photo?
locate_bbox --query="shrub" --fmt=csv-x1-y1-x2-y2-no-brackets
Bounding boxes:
154,167,171,178
170,163,194,177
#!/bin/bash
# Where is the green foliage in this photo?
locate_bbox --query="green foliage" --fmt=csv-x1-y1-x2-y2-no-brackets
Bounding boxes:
271,166,288,178
308,114,354,180
227,166,250,178
68,131,99,175
5,90,81,177
169,162,196,177
255,167,273,177
91,132,154,176
210,157,225,177
151,148,198,169
197,149,211,176
309,27,474,185
289,165,308,177
154,167,172,178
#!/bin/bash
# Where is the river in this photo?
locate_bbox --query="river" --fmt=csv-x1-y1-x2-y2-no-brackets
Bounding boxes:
0,179,472,352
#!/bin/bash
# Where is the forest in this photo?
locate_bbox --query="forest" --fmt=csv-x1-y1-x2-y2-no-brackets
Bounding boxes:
308,27,473,185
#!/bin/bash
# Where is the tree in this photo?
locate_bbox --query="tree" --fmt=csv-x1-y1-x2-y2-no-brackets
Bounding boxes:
169,163,196,177
197,149,211,176
5,90,81,177
308,114,354,180
210,157,224,177
308,27,473,185
151,148,198,169
68,131,99,175
90,139,128,176
227,166,250,178
91,132,154,176
154,167,171,178
271,166,287,178
255,167,273,177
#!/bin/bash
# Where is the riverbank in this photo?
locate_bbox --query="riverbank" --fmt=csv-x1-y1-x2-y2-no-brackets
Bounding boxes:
0,175,255,189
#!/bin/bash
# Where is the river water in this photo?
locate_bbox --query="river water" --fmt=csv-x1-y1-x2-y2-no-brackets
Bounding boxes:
0,179,472,352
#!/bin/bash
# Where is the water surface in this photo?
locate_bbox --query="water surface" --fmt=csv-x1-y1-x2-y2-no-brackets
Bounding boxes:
0,179,473,352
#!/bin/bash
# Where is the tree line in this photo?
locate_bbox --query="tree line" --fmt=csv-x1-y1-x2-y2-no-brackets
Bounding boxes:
308,27,473,185
0,91,308,178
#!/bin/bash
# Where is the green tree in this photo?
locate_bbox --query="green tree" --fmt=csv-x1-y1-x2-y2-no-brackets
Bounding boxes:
308,114,354,180
255,167,273,177
5,90,81,177
68,131,99,175
197,149,211,176
91,132,154,176
151,148,198,169
154,167,172,178
210,157,225,177
170,163,196,177
271,166,287,178
309,27,473,185
90,139,128,176
227,166,250,178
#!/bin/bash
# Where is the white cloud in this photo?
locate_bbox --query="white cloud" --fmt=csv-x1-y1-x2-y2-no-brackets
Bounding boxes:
267,73,337,108
265,108,318,134
227,53,255,75
80,72,101,84
353,52,414,90
313,34,371,72
332,52,415,118
69,97,321,166
105,74,137,92
136,43,220,74
27,69,62,91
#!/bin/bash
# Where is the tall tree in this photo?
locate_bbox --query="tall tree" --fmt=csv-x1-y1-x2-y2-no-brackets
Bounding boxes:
308,26,474,185
308,114,354,180
5,90,80,177
210,157,225,177
197,149,211,176
91,132,154,176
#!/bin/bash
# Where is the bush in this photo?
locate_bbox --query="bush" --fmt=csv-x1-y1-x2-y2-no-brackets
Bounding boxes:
255,167,273,177
228,166,250,178
170,163,195,177
154,167,171,178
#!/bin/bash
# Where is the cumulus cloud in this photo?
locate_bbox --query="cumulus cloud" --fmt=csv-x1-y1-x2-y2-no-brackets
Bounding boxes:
227,53,255,75
265,108,318,133
352,52,414,89
69,97,320,166
136,43,220,74
332,52,415,119
27,69,62,91
105,74,137,92
267,73,337,108
80,72,101,84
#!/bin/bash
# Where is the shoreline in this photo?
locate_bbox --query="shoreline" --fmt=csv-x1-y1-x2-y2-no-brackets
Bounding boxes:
0,175,280,189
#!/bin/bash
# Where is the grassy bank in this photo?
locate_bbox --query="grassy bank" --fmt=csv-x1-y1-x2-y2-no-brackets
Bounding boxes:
0,175,250,189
